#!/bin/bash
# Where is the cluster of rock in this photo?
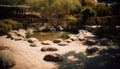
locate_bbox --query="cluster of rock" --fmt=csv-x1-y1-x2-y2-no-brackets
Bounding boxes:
7,29,33,41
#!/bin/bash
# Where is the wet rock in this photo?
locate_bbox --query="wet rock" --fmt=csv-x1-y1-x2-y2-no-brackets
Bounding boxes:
0,50,16,69
41,46,58,52
58,42,68,46
28,38,39,43
41,40,53,45
43,53,63,62
86,47,99,54
53,39,63,43
64,39,72,43
85,39,98,45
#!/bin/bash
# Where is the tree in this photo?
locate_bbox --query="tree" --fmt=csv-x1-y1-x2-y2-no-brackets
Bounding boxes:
81,7,97,23
0,0,26,5
95,2,110,16
26,0,82,25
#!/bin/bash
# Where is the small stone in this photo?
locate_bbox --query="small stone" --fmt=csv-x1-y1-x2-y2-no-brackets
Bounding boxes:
43,53,63,62
53,39,63,43
41,40,53,45
70,37,78,41
41,46,58,52
64,39,72,43
58,42,68,46
78,36,85,41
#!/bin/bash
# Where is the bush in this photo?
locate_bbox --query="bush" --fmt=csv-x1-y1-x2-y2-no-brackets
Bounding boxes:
65,15,77,22
0,22,11,35
0,19,22,36
94,25,120,38
26,32,32,38
2,19,22,30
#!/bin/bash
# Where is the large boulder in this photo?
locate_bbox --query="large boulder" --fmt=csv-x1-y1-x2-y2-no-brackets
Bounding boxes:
41,46,58,52
43,53,63,62
58,42,68,46
53,39,63,43
86,47,99,54
85,39,98,45
41,40,53,45
0,50,16,69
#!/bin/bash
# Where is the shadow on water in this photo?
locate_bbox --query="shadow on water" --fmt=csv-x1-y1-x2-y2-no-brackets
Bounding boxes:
58,49,120,69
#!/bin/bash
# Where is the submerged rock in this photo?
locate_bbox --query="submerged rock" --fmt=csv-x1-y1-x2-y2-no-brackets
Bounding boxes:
0,50,16,69
43,53,63,62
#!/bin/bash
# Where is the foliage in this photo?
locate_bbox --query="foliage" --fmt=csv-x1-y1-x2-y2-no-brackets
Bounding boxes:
0,22,11,35
66,15,77,22
0,19,22,35
2,19,22,30
94,25,120,37
95,2,110,16
26,0,81,24
0,0,26,5
81,7,97,22
26,32,32,38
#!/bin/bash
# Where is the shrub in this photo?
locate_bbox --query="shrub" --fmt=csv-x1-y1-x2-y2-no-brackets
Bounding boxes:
0,19,22,36
26,32,32,38
0,22,11,35
2,19,22,30
66,15,77,22
94,25,120,38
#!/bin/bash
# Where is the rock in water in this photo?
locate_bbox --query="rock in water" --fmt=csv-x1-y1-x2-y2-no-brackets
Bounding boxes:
43,53,63,62
0,50,16,69
41,46,58,52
